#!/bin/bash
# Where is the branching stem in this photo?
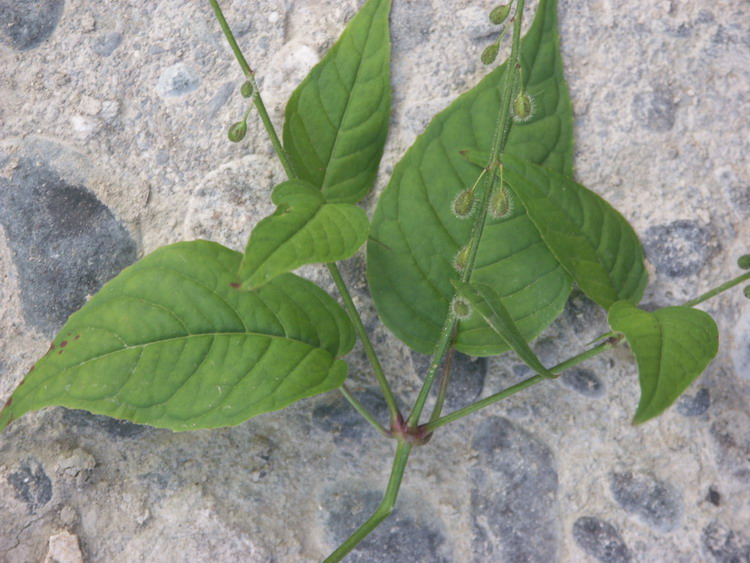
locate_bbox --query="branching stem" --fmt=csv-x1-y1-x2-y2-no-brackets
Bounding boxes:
682,270,750,308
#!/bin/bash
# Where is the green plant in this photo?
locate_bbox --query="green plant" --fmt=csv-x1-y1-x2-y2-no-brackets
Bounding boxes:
1,0,748,560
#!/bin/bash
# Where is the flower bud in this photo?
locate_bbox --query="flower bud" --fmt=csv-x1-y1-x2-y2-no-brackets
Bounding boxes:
489,184,513,219
451,296,473,320
489,4,511,25
481,44,499,65
452,188,476,219
512,91,534,122
738,254,750,270
454,245,470,272
228,121,247,142
240,81,254,98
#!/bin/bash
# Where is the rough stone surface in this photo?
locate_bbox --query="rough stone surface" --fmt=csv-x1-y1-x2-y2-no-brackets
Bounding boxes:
0,157,138,335
572,516,631,563
469,416,559,562
0,0,749,560
609,471,682,532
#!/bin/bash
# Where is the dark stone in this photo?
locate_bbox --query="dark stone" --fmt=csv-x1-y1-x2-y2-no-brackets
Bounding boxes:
676,387,710,416
61,409,150,439
707,486,721,507
559,290,608,342
411,351,486,410
560,368,605,398
703,521,750,562
0,158,138,335
609,471,681,532
0,0,64,51
156,63,200,97
573,516,631,563
717,168,750,216
643,220,717,278
312,388,390,442
7,458,53,512
709,411,750,483
469,416,559,562
322,485,450,562
92,31,123,56
631,88,676,132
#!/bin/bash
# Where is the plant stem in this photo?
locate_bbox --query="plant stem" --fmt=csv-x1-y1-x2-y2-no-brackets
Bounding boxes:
429,346,455,425
423,335,617,433
209,0,295,179
323,440,413,562
340,384,390,438
327,264,401,424
682,271,750,308
406,0,526,430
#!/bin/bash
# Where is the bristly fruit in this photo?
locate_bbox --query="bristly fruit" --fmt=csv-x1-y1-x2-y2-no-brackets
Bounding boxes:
241,80,254,98
228,121,247,142
452,188,476,219
489,184,513,219
512,91,534,122
489,4,511,25
454,245,470,272
744,286,750,299
738,254,750,270
481,43,499,65
451,296,473,320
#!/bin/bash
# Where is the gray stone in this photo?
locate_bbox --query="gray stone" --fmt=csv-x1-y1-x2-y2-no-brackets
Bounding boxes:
709,410,750,483
61,409,151,440
573,516,631,563
0,158,138,335
322,484,450,562
391,0,434,52
609,471,682,532
631,87,677,132
92,31,123,56
8,458,53,512
643,220,718,278
469,416,559,562
206,82,235,118
703,521,750,563
0,0,64,50
312,388,390,442
156,63,200,98
560,368,606,398
411,351,485,410
676,387,710,416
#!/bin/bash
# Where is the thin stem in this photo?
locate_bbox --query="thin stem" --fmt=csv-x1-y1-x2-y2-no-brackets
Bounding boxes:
340,384,390,438
327,264,401,424
406,0,526,430
682,271,750,308
429,346,455,425
323,441,413,562
424,336,617,433
209,0,295,179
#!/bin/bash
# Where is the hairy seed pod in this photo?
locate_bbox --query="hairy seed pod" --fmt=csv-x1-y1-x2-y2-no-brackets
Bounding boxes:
452,188,476,219
489,4,511,25
451,296,473,320
481,43,499,65
454,245,470,272
512,91,534,122
744,285,750,299
227,121,247,142
489,184,513,219
240,81,254,98
738,254,750,270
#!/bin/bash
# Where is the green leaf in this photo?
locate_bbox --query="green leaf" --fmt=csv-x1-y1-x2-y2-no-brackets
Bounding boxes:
239,180,369,290
283,0,392,204
502,154,648,309
453,280,553,378
608,301,719,424
0,241,355,432
367,0,573,356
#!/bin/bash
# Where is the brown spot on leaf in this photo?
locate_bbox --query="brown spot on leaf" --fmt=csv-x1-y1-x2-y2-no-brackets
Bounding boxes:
4,397,12,407
74,335,80,340
60,340,68,348
229,282,241,289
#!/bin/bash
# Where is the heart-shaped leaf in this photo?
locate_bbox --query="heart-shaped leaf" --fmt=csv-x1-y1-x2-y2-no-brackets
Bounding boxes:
283,0,391,203
367,0,573,356
0,241,355,432
608,301,719,424
502,155,648,309
453,280,553,378
239,180,368,290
